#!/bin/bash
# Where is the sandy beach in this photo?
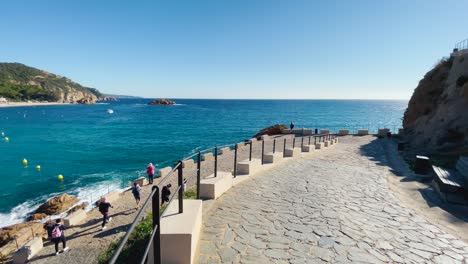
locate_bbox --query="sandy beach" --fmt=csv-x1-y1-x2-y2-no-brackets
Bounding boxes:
0,102,70,108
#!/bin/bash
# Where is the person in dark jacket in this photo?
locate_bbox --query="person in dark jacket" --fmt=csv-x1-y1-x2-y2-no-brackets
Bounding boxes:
98,197,113,230
50,219,69,255
290,121,295,130
132,182,142,209
161,184,171,205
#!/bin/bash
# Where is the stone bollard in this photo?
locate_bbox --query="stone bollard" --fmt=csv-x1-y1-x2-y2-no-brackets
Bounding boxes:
378,128,390,137
202,153,214,161
134,177,148,186
64,209,87,227
339,130,349,135
263,152,283,163
219,147,231,155
158,166,173,178
236,159,261,175
12,237,43,264
302,145,313,152
284,148,301,157
200,172,233,199
182,159,194,168
315,142,324,149
357,130,369,135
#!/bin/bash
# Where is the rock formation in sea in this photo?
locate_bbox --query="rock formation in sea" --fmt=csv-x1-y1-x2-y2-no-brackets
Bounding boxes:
402,51,468,158
0,63,101,104
34,194,79,215
148,98,176,105
254,124,288,138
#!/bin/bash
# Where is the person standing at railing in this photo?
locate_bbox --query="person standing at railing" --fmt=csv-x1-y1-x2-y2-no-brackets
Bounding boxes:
146,163,155,184
290,121,295,130
161,184,171,205
132,182,142,210
99,197,113,230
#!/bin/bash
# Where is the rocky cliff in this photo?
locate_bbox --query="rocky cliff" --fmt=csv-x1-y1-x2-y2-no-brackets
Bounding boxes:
0,63,101,103
402,52,468,157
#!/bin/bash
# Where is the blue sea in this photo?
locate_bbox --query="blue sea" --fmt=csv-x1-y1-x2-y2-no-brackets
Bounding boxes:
0,99,407,227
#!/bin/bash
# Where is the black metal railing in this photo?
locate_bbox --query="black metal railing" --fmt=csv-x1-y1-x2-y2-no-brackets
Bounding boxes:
455,38,468,51
109,133,336,264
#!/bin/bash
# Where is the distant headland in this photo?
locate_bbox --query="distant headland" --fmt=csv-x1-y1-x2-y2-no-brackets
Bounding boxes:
0,63,102,105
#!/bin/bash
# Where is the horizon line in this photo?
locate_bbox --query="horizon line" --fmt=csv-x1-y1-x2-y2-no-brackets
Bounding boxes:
117,97,409,101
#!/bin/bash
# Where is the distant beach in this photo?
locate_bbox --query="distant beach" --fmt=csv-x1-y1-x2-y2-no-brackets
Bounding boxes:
0,102,69,108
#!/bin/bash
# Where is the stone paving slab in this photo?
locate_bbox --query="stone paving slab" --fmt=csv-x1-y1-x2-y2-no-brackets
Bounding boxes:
196,136,468,263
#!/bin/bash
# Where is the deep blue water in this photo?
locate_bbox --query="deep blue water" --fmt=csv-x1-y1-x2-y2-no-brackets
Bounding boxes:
0,99,407,226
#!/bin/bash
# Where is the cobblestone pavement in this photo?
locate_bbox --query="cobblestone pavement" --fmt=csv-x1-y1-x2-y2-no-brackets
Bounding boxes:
197,136,468,263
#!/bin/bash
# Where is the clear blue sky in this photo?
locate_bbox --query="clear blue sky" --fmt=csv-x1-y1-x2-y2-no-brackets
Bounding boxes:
1,0,467,99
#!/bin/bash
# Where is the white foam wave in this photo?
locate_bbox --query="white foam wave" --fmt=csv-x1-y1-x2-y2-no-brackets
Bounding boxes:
0,180,128,228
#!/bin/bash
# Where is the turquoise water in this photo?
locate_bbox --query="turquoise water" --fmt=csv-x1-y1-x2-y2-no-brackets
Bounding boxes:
0,99,407,226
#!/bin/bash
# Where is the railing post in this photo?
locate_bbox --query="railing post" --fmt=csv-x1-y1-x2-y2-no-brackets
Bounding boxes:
314,136,317,145
308,135,311,145
283,138,286,157
273,139,276,153
261,140,265,165
214,147,218,178
249,142,252,161
301,136,304,148
152,186,161,264
178,161,183,214
293,137,296,148
196,151,201,199
234,144,238,178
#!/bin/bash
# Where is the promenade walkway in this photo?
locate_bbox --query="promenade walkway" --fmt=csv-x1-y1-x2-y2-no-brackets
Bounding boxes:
197,136,468,263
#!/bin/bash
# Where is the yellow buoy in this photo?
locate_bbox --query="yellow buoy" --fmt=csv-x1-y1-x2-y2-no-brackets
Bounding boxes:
36,165,41,171
58,174,64,181
22,159,28,166
4,137,9,142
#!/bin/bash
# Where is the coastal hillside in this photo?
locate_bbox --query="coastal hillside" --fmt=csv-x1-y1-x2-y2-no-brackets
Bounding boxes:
402,52,468,158
0,63,101,103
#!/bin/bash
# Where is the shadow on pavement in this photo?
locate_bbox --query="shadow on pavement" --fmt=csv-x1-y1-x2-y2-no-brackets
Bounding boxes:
359,137,468,223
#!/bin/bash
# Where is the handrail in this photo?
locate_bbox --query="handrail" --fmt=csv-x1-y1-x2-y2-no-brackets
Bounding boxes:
108,132,341,264
455,38,468,51
108,186,158,264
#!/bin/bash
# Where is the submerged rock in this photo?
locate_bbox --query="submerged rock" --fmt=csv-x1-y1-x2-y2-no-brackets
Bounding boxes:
254,124,288,138
35,194,79,215
148,98,176,105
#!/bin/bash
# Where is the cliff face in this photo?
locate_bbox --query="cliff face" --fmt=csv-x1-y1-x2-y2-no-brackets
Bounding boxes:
402,53,468,157
0,63,101,104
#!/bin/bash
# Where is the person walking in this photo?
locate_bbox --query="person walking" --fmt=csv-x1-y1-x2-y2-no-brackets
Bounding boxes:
161,184,171,205
99,197,113,230
132,182,142,209
146,163,155,184
50,219,69,255
290,121,295,130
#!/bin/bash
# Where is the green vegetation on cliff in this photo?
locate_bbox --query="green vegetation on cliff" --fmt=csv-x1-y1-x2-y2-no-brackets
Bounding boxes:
0,63,101,102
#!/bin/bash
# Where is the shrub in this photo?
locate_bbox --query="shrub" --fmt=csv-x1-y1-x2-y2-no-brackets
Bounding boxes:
456,75,468,87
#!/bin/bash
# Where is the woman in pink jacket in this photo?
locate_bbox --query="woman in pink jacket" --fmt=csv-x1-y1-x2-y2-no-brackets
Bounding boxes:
146,163,155,184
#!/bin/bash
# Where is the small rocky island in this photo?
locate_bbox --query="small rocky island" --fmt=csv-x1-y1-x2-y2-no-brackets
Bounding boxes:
148,98,176,105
